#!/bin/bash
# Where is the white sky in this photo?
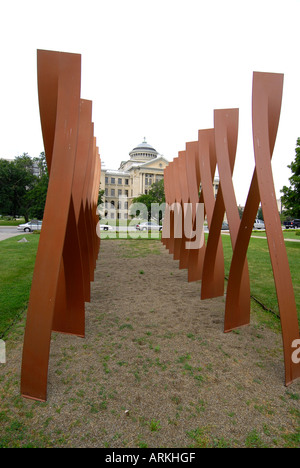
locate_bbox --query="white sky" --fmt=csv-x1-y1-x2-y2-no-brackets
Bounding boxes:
1,0,299,205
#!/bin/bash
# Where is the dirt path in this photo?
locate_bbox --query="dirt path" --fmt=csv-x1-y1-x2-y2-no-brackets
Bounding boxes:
0,240,299,447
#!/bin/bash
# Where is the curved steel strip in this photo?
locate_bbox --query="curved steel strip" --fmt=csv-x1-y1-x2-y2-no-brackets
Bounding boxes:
21,50,82,401
225,171,260,330
185,141,206,282
52,100,94,336
213,109,251,332
83,129,98,282
178,151,190,270
162,165,171,248
92,146,101,261
74,100,94,302
225,73,283,332
172,157,183,261
198,129,224,299
252,72,300,385
165,162,176,255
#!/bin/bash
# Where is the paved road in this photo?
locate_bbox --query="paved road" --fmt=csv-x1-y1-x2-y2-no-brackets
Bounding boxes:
0,227,32,242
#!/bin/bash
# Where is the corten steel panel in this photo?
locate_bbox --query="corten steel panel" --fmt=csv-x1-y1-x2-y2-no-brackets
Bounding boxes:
52,100,94,337
73,100,94,303
185,141,206,282
83,131,98,282
213,109,251,332
178,151,190,270
198,129,225,300
224,74,281,332
172,158,183,261
163,162,175,254
251,72,300,386
21,50,101,401
162,165,171,247
21,50,82,401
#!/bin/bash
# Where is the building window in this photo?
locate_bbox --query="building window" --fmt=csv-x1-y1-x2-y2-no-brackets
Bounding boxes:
111,177,115,184
125,179,129,185
145,178,148,185
118,178,122,185
145,190,148,195
117,213,121,219
111,212,115,219
105,176,108,184
118,201,122,210
111,200,115,207
125,190,128,196
124,201,128,209
118,189,122,196
105,188,108,196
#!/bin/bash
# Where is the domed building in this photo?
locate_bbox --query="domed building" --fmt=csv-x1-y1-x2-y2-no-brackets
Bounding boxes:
100,138,169,221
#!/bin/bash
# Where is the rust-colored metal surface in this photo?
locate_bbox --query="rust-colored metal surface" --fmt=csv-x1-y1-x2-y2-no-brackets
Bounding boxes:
162,71,300,386
185,141,206,282
198,129,224,300
251,72,300,385
20,50,101,401
178,150,190,271
214,109,251,331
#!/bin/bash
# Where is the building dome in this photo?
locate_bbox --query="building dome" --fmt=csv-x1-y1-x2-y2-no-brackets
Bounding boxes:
129,137,158,161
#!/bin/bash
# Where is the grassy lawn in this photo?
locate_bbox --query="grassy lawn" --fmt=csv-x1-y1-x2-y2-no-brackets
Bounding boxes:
221,234,300,322
0,218,25,226
0,234,40,337
0,233,299,448
99,230,162,240
1,231,299,337
250,229,300,239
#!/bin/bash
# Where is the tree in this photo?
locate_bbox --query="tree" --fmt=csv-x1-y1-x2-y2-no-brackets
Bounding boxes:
0,152,49,221
0,153,36,221
131,179,165,222
26,153,49,220
281,138,300,218
98,189,105,206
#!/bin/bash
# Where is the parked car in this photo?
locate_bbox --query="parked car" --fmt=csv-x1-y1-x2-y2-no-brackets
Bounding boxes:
17,220,42,232
253,219,265,230
283,219,300,229
98,224,113,231
221,222,229,230
136,222,162,231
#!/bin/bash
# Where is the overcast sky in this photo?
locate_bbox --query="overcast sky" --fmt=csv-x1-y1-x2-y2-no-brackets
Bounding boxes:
1,0,299,205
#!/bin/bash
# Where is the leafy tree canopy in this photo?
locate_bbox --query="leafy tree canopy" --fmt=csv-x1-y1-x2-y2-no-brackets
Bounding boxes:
0,152,48,221
281,138,300,218
131,179,165,222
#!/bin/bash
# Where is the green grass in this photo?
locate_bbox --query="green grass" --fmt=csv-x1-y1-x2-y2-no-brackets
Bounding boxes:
99,230,162,240
0,218,25,226
0,229,299,337
0,234,40,337
221,234,300,322
250,229,300,240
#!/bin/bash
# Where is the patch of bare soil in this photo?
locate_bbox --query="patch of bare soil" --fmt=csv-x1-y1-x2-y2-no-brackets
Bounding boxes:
0,240,299,448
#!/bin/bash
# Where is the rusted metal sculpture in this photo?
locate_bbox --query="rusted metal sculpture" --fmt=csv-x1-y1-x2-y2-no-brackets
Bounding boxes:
163,71,300,386
214,108,251,330
21,50,101,401
185,141,206,282
198,129,225,300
